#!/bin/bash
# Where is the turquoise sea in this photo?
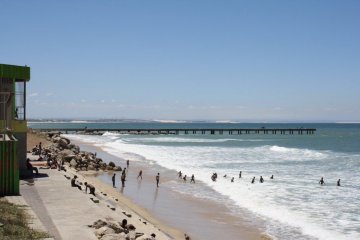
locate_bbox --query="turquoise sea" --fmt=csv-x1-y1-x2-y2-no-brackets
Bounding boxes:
29,122,360,240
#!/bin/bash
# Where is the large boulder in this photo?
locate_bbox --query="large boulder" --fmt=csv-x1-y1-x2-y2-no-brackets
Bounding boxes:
70,159,77,168
113,166,122,171
63,154,76,162
67,143,75,149
58,138,70,148
74,155,82,162
95,226,115,238
87,165,95,171
108,161,116,167
101,234,124,240
106,221,124,234
73,145,80,154
52,136,61,143
93,219,107,229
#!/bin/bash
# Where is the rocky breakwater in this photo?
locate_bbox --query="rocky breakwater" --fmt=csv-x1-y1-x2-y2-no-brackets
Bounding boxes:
42,131,122,172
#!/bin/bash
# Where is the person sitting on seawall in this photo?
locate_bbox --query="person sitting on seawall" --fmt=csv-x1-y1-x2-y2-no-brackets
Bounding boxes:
71,175,82,190
26,158,39,175
84,182,96,196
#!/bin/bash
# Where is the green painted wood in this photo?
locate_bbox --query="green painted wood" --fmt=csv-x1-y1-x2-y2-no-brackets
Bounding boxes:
0,135,19,196
0,64,30,81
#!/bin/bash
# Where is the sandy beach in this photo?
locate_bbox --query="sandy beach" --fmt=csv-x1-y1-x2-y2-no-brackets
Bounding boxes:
26,130,185,240
66,135,270,240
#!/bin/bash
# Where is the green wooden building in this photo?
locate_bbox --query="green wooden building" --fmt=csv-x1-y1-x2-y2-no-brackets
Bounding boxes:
0,63,30,196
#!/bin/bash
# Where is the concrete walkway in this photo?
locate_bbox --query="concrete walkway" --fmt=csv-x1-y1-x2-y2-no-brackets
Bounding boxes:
19,168,116,240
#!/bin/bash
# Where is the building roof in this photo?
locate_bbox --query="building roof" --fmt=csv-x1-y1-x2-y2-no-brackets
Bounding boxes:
0,64,30,81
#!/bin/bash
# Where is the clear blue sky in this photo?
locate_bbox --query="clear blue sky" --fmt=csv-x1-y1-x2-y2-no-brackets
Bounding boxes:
1,1,359,122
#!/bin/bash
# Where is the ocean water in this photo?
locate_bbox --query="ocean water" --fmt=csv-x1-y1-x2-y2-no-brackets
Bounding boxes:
29,122,360,240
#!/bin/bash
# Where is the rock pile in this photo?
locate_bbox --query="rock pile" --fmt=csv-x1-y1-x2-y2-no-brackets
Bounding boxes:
90,219,156,240
40,131,122,172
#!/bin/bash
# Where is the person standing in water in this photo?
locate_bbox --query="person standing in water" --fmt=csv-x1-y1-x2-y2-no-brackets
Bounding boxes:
183,175,187,182
112,173,116,188
239,171,242,178
178,171,182,179
156,173,160,187
121,172,126,187
137,170,143,180
260,176,264,183
337,179,341,186
251,177,255,184
231,177,234,182
319,177,325,185
126,160,129,168
190,174,195,183
270,175,274,179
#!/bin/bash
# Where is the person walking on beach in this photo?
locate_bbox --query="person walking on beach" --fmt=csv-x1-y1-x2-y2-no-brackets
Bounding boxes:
239,171,242,178
319,177,325,185
337,179,341,186
38,142,42,155
137,170,143,180
156,173,160,187
190,174,195,183
260,176,264,183
121,172,126,187
251,177,255,184
112,173,116,188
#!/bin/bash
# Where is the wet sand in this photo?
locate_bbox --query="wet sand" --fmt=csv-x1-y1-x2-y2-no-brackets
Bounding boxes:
70,137,269,240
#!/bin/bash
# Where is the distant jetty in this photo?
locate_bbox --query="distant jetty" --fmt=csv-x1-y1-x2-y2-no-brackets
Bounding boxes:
33,127,317,135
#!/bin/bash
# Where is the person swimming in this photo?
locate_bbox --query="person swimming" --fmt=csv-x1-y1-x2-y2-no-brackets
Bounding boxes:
260,176,264,183
211,173,217,182
251,177,255,184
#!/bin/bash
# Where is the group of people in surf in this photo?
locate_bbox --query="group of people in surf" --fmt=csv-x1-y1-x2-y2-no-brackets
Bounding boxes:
210,171,342,186
178,171,196,183
319,177,341,186
211,171,274,184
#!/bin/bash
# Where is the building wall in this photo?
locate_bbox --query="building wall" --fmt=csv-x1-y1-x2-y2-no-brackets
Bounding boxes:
14,133,30,178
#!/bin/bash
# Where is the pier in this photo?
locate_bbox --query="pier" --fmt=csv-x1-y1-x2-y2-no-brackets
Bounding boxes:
33,128,316,135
